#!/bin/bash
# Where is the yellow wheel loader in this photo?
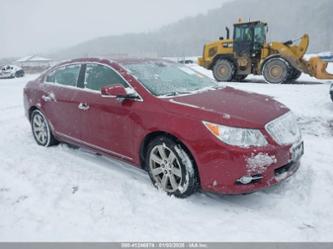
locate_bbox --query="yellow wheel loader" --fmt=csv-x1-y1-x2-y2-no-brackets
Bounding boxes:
198,20,333,84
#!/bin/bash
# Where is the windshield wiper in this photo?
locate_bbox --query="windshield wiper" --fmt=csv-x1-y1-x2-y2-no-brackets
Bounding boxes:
163,91,193,96
163,86,221,96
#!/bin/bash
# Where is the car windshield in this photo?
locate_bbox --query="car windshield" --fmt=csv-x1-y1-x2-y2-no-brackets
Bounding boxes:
124,61,219,96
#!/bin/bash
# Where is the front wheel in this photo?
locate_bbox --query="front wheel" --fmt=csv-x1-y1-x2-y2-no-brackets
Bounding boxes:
145,136,199,198
262,58,289,84
31,109,57,147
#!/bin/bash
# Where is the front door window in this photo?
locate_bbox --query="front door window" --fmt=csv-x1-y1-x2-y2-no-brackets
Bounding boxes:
84,64,127,91
46,64,81,87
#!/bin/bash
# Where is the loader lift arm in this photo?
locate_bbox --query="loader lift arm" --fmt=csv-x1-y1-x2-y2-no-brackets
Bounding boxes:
270,34,333,80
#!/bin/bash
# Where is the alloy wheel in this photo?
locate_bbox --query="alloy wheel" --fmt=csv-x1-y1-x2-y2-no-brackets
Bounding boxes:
149,145,183,192
32,111,50,146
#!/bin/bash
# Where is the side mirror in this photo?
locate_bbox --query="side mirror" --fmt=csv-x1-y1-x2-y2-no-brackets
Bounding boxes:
101,84,127,98
101,84,140,100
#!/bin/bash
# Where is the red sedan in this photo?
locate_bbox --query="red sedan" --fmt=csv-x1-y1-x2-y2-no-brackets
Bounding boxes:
23,58,304,198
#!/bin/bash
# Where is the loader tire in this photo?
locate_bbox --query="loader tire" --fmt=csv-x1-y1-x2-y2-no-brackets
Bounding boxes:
213,59,235,82
233,74,248,82
262,58,289,84
287,68,302,82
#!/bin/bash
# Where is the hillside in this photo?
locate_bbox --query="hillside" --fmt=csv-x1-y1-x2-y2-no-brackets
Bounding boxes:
54,0,333,58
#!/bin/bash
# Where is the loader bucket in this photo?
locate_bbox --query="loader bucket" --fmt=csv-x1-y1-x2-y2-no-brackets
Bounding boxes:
308,56,333,80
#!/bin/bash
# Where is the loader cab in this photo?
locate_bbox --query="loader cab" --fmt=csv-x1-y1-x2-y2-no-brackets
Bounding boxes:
233,21,267,57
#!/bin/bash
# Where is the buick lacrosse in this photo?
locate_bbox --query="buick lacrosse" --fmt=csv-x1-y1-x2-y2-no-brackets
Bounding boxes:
23,58,303,197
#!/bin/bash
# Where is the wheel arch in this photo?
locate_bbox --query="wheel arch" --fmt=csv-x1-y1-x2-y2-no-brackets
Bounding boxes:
139,131,201,186
28,106,39,121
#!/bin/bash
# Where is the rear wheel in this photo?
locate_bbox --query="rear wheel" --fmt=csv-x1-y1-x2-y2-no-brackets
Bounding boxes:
262,58,289,84
145,136,199,198
15,70,24,78
31,109,57,147
213,59,235,82
287,68,302,82
233,74,248,82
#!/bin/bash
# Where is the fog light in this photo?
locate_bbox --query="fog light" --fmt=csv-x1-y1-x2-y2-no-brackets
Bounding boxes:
237,175,263,185
239,176,253,184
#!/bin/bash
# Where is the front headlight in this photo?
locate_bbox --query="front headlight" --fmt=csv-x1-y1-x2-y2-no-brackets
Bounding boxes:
203,121,268,148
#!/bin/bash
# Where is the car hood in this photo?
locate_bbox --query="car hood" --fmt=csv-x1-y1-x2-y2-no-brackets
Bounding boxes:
160,87,289,128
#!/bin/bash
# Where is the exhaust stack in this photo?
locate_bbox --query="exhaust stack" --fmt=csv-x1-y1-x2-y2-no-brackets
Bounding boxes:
226,27,230,39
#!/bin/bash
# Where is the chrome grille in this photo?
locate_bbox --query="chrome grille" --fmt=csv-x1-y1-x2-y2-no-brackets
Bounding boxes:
265,112,302,145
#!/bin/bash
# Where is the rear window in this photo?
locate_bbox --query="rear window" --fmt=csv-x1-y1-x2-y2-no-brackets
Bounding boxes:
46,64,81,87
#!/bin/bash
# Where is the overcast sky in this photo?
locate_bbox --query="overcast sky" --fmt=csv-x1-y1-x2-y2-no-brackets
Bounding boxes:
0,0,231,58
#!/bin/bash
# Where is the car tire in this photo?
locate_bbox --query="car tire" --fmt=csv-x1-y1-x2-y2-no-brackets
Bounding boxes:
213,59,235,82
145,136,199,198
31,109,57,147
262,57,289,84
15,70,24,78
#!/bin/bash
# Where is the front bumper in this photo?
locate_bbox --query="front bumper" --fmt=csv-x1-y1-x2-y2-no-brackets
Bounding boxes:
197,57,212,69
197,57,204,67
0,73,14,79
195,139,303,195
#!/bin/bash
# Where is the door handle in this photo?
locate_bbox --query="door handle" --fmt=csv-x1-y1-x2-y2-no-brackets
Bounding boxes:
42,94,55,102
78,103,90,111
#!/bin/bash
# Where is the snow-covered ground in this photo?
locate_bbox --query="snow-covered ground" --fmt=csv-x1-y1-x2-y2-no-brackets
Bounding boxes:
0,65,333,241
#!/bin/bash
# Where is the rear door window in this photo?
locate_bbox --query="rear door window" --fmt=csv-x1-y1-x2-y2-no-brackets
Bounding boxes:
84,63,127,91
46,64,81,87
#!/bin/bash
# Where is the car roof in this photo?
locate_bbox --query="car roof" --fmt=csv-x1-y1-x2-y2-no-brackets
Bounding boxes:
114,57,174,65
60,57,173,66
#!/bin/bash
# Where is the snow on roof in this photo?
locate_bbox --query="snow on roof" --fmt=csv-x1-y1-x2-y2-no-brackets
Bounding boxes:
16,55,51,62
